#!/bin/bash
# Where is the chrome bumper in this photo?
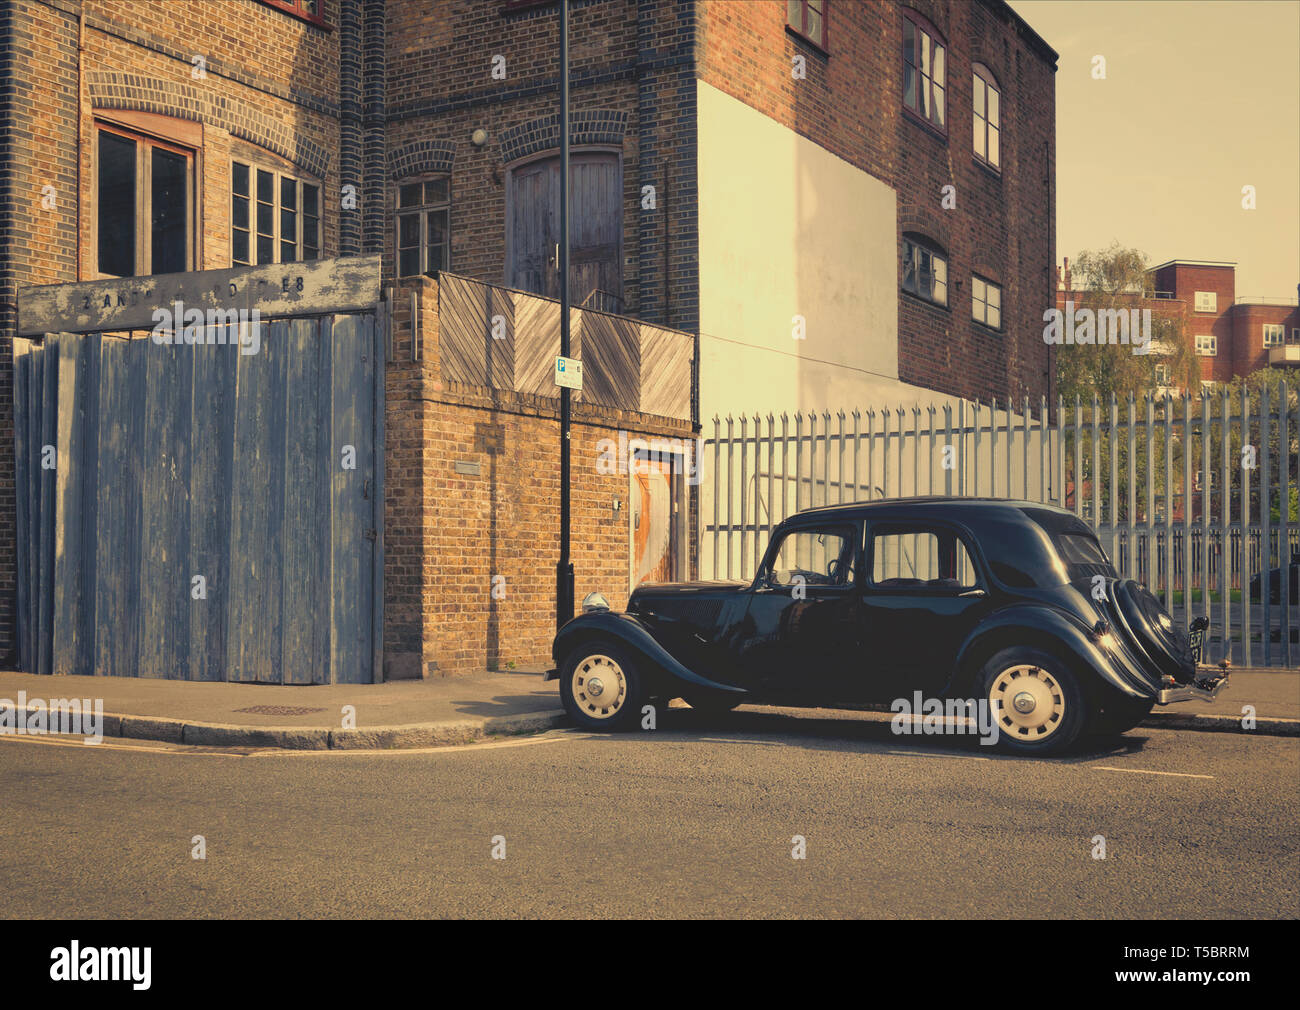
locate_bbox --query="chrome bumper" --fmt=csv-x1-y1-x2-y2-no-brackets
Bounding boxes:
1157,671,1229,705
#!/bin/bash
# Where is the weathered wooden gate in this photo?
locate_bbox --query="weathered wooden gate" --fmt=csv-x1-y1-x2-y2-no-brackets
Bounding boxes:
14,256,384,684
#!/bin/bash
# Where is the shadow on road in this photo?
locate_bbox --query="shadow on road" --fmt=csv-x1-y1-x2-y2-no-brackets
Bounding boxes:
572,705,1154,762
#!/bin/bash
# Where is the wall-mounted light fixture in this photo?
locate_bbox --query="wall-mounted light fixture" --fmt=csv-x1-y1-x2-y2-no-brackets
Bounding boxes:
471,128,488,147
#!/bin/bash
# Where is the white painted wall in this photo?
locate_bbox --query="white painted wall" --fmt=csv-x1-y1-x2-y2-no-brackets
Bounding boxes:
696,78,929,421
694,80,974,574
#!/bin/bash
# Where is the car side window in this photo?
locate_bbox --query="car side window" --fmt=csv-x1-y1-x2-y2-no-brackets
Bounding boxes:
869,526,978,592
766,528,857,588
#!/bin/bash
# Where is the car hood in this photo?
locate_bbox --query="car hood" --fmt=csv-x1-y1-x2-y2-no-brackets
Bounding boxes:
627,580,747,630
630,580,747,600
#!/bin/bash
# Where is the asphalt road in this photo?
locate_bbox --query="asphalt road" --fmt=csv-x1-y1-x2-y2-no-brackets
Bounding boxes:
1,709,1296,918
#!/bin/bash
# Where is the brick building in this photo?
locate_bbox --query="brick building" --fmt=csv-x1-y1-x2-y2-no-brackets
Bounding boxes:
1055,257,1300,388
1148,261,1300,384
0,0,692,677
388,0,1058,417
0,0,1059,676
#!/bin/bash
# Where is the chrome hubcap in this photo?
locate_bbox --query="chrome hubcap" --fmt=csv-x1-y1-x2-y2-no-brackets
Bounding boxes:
571,655,627,720
990,664,1065,739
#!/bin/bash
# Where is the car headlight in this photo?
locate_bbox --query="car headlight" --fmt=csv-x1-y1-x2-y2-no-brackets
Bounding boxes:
582,592,610,613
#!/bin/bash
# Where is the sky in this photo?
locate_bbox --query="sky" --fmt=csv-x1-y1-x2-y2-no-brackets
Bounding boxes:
1010,0,1300,299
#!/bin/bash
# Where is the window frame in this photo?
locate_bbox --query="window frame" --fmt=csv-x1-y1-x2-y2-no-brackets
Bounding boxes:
257,0,331,29
94,120,196,279
902,9,947,134
1195,334,1217,356
901,234,949,308
786,0,829,53
972,63,1001,170
230,159,321,268
759,523,861,591
1194,290,1217,313
865,521,983,596
394,175,452,280
971,273,1002,330
1263,323,1285,347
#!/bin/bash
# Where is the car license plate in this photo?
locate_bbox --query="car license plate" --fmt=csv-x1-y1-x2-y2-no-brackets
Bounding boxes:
1188,626,1204,663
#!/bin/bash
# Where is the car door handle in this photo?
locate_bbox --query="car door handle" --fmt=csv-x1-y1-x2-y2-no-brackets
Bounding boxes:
959,588,986,598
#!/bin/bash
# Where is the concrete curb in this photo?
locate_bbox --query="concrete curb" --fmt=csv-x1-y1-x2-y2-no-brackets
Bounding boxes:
4,704,1296,747
1141,712,1300,736
4,706,570,750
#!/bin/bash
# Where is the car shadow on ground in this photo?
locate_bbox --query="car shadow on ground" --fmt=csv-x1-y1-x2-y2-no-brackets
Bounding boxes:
579,705,1153,762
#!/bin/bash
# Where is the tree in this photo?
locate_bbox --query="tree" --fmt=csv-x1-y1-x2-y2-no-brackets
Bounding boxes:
1055,243,1201,403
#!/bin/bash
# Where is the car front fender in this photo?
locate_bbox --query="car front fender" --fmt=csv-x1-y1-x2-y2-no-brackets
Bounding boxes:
550,611,747,696
951,604,1158,701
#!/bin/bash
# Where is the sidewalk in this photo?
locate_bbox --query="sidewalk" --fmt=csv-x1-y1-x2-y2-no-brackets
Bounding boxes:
0,667,1295,750
0,667,566,750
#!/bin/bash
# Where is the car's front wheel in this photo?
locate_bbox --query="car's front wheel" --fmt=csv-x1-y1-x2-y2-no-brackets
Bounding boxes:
979,647,1086,755
559,642,645,732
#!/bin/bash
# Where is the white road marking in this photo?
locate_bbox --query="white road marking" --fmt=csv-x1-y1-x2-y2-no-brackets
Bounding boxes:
0,735,245,757
1093,765,1215,780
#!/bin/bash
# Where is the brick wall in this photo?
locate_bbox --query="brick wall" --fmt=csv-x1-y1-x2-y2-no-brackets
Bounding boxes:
1233,303,1300,377
384,0,700,333
1155,263,1236,383
695,0,1056,403
387,276,694,677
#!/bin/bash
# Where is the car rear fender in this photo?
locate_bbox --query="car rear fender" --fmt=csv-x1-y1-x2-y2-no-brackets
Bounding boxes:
949,604,1156,702
550,611,747,696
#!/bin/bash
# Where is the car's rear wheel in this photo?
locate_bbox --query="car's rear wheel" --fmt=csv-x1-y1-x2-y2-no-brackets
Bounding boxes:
559,642,645,732
1091,694,1155,736
980,647,1086,755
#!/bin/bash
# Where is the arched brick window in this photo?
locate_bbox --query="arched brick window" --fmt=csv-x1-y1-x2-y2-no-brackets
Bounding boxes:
902,10,946,133
973,63,1001,169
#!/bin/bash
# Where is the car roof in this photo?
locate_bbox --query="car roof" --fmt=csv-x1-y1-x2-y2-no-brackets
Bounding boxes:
783,496,1077,525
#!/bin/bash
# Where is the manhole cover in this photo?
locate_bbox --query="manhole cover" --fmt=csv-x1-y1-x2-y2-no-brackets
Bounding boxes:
231,705,327,716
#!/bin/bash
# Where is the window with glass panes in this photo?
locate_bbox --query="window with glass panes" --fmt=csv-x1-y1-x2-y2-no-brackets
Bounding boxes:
396,178,450,278
786,0,828,51
902,12,945,131
972,275,1001,329
231,162,320,266
96,123,194,277
973,65,1000,168
902,236,947,307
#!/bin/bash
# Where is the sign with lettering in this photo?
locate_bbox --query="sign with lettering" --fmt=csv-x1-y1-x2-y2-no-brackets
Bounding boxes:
554,355,583,391
17,255,381,336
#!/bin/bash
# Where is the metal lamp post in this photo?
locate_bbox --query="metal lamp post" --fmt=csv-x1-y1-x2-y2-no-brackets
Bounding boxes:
556,0,575,630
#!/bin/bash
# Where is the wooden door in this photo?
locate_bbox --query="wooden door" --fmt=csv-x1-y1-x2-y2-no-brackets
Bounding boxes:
508,152,621,303
632,456,678,586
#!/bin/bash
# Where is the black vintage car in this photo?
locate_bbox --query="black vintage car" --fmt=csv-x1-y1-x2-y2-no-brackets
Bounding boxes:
547,498,1227,754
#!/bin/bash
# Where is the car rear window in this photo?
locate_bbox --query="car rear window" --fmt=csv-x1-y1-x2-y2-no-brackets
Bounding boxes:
1021,507,1116,582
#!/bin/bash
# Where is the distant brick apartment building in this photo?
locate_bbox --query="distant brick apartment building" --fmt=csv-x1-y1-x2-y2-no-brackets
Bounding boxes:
0,0,1057,672
1148,261,1300,384
1056,257,1300,389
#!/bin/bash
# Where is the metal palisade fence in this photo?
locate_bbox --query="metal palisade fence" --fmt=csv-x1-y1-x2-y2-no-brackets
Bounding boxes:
702,386,1299,667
